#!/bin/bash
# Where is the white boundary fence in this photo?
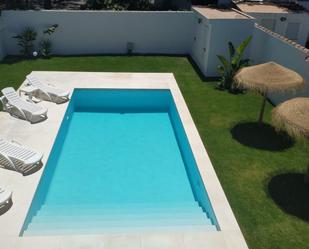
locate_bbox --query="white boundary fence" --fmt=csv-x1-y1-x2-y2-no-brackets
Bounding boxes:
0,17,6,60
1,10,195,55
0,10,308,103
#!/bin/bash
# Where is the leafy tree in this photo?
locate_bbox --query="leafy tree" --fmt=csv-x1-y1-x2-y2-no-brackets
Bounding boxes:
85,0,152,10
5,0,28,9
191,0,217,5
44,0,52,9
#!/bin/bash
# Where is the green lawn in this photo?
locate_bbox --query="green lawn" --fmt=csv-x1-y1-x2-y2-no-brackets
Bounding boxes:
1,56,308,249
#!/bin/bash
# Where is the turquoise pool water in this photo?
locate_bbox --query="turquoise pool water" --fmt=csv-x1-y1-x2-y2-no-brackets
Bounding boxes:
22,89,218,236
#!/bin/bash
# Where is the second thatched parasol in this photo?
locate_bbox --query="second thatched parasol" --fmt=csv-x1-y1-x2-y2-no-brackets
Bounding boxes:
272,98,309,139
272,97,309,183
234,62,305,124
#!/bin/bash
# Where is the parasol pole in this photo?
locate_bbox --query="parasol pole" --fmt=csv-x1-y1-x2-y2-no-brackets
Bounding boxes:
258,92,267,125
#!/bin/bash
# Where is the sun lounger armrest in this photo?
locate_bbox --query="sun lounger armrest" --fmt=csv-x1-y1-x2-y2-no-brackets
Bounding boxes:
24,152,43,165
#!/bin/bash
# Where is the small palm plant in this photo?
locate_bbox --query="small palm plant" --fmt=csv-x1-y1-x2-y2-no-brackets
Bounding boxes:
217,36,252,92
12,27,37,57
39,40,52,57
40,24,58,58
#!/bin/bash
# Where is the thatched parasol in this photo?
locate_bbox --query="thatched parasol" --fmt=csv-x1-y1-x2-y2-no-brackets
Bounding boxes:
272,97,309,183
272,98,309,139
234,62,305,124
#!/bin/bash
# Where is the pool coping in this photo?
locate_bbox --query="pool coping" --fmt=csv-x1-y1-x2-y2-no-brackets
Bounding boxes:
0,72,248,249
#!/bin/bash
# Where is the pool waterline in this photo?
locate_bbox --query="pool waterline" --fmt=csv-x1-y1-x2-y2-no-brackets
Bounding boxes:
21,89,219,236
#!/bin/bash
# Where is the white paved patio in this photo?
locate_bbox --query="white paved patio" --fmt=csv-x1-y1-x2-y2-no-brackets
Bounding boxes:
0,72,248,249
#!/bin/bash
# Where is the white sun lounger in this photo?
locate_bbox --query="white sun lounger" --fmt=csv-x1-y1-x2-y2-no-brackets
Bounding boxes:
0,138,43,174
26,75,70,104
0,87,47,123
0,186,12,207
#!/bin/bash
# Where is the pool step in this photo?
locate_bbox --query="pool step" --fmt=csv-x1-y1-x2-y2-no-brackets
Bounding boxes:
24,224,217,236
23,202,217,236
36,202,204,215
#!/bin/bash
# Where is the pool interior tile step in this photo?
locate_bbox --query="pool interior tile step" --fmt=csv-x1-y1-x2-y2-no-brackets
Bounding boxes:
24,224,217,236
35,202,205,215
23,202,217,236
37,201,201,209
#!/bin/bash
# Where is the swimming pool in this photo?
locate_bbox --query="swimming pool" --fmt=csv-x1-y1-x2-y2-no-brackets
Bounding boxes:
22,89,218,236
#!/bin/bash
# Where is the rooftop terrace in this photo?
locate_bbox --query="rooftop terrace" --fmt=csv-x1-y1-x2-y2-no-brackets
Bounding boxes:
193,6,250,19
237,2,307,13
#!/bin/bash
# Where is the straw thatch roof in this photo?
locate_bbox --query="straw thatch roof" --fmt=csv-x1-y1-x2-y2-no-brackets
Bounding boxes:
235,62,305,93
272,97,309,139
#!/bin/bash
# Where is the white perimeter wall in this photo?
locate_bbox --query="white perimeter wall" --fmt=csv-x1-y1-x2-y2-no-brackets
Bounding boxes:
0,9,308,104
190,10,255,77
248,12,309,46
203,18,255,76
1,10,195,55
0,17,6,60
250,26,309,104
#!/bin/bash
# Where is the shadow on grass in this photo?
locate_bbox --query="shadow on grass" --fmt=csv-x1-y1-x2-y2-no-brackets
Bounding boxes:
214,85,247,95
0,56,37,65
268,173,309,222
231,122,294,151
187,56,220,83
2,54,193,65
0,56,23,65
